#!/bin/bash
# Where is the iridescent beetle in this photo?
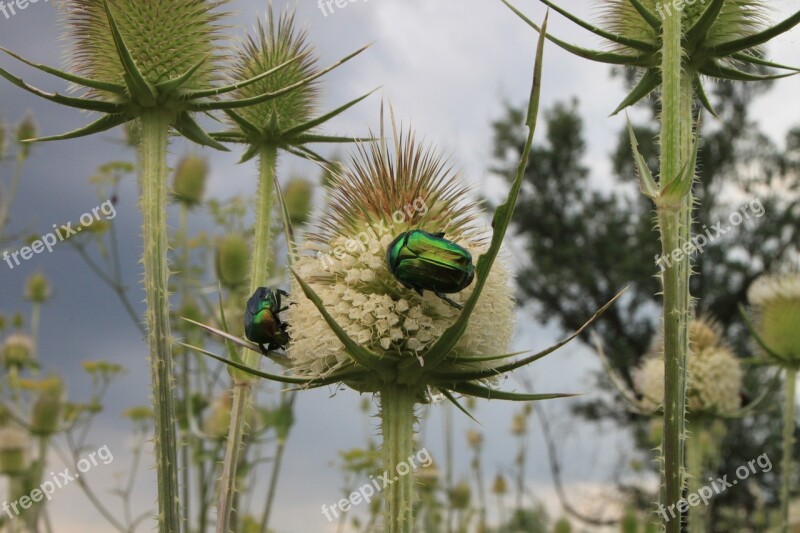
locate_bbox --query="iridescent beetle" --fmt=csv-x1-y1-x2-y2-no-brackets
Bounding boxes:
244,287,290,354
386,230,475,309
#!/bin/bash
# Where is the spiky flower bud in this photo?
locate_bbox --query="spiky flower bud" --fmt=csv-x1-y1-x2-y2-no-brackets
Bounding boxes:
172,155,208,208
215,234,251,290
1,334,35,370
466,429,483,449
491,473,508,495
283,178,313,226
747,272,800,364
15,114,36,158
0,427,30,476
286,130,514,389
25,272,51,303
416,461,441,490
204,392,232,439
229,8,318,134
448,481,471,510
634,318,743,416
30,377,65,436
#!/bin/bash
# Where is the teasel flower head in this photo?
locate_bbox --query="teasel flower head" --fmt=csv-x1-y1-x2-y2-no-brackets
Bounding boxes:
284,127,515,392
746,271,800,366
172,155,208,208
502,0,800,116
28,376,65,436
211,4,374,163
634,316,743,417
1,333,36,370
0,0,326,149
0,426,30,476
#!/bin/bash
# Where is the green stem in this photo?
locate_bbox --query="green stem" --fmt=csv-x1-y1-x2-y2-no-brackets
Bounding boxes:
139,109,181,533
216,144,278,533
380,384,417,533
658,7,695,533
781,367,797,533
0,150,26,236
177,205,191,533
686,420,707,533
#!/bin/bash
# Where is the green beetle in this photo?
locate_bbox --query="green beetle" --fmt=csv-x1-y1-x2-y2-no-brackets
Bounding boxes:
386,230,475,309
244,287,290,353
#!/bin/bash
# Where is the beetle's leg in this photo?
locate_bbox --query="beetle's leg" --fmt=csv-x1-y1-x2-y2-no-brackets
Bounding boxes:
414,287,424,297
258,343,270,356
279,306,289,312
435,292,463,310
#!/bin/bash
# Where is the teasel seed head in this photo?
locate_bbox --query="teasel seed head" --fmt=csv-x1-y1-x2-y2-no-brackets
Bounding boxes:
0,426,30,476
172,155,208,208
747,271,800,365
60,0,229,99
1,334,36,370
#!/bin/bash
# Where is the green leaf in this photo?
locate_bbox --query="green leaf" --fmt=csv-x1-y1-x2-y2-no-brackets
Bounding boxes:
154,54,211,95
533,0,656,52
173,113,230,151
421,11,548,374
179,342,325,386
440,389,480,424
710,10,800,56
192,43,372,112
102,0,156,105
612,68,660,116
501,1,653,67
181,317,291,368
660,116,701,201
731,52,800,73
22,114,129,143
238,145,261,164
686,0,724,48
627,0,661,31
626,113,659,199
292,134,376,144
281,87,381,137
184,53,306,99
432,290,625,381
701,62,798,82
223,110,263,138
0,65,125,113
692,75,719,119
290,267,395,381
447,382,576,402
0,46,126,94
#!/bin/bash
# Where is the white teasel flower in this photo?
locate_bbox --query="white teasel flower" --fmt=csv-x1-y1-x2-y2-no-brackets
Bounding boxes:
634,317,743,416
285,128,515,386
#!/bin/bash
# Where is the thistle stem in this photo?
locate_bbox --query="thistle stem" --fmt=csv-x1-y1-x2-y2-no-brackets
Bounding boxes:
216,145,277,533
658,7,695,532
686,420,707,533
781,367,797,533
139,109,181,533
380,384,417,533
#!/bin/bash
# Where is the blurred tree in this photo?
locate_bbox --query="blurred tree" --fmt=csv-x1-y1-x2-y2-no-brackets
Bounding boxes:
489,72,799,529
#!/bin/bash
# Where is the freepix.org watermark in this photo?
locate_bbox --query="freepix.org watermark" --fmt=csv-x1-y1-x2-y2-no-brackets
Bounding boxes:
655,0,707,20
321,448,433,522
2,200,116,270
0,0,48,21
315,197,428,271
317,0,369,17
655,198,764,272
2,444,113,520
657,452,772,522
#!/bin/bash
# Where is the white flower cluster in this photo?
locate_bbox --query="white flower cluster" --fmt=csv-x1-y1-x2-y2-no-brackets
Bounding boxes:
634,319,743,417
287,224,514,380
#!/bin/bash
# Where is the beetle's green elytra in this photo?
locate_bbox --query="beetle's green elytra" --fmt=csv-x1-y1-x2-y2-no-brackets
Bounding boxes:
244,287,290,353
386,230,475,309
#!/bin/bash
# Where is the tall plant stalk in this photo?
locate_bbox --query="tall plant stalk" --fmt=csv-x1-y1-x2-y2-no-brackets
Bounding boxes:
380,384,417,533
657,10,695,531
781,367,797,532
140,109,182,533
217,145,278,532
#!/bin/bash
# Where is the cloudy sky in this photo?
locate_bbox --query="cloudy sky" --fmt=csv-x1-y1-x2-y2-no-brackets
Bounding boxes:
0,0,798,531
